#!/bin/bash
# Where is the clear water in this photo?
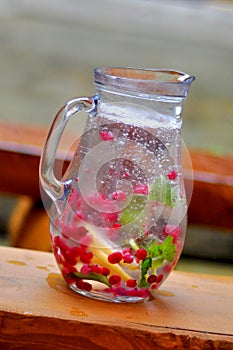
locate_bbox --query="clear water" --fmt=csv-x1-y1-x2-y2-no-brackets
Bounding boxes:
50,103,187,302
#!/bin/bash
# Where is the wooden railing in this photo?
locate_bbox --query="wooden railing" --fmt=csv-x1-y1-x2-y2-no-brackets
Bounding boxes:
1,121,233,227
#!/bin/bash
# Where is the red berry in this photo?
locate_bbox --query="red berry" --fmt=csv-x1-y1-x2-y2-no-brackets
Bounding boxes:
102,267,110,276
90,264,103,274
109,274,121,285
133,183,149,195
77,226,88,237
135,248,147,260
80,264,91,275
123,253,134,264
156,274,164,284
82,281,92,291
102,212,119,223
151,283,158,290
75,279,92,291
167,170,178,180
54,236,69,256
147,274,157,284
80,251,93,264
75,279,84,289
63,248,78,266
122,172,130,179
112,223,121,229
126,279,137,288
108,251,122,264
61,261,77,275
163,225,181,243
122,248,133,254
100,130,114,141
112,191,127,201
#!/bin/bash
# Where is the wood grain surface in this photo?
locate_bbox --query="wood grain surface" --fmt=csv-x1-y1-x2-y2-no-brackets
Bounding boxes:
0,246,232,349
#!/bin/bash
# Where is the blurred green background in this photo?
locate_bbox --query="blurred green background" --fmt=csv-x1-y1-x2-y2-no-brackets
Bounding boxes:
1,0,232,154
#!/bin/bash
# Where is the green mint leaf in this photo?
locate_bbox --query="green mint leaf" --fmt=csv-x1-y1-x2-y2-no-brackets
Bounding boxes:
69,271,111,287
119,194,147,225
148,235,176,263
138,257,152,288
149,176,177,208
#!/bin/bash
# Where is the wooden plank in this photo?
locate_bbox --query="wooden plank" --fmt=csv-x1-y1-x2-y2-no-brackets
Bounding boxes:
0,246,232,349
185,151,233,230
0,122,71,200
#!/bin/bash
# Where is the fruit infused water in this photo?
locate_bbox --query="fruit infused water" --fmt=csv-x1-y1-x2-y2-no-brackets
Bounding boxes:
40,67,194,303
50,102,187,302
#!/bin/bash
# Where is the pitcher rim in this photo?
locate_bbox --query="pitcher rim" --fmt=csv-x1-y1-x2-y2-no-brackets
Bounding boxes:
94,66,195,98
94,67,194,84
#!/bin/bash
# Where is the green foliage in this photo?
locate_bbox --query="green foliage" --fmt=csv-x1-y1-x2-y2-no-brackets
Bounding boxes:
119,194,147,225
149,176,177,208
148,235,176,269
70,271,111,287
138,257,152,288
138,236,177,285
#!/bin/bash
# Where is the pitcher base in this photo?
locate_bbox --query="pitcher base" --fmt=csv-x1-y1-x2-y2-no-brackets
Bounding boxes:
69,284,152,303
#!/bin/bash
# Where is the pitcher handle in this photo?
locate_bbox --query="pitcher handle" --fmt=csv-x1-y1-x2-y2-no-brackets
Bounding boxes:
39,96,97,202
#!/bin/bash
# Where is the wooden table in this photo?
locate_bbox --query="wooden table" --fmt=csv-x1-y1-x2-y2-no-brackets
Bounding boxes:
0,246,232,349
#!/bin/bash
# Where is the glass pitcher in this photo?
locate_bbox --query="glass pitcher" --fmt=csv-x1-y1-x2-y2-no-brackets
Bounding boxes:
40,67,195,303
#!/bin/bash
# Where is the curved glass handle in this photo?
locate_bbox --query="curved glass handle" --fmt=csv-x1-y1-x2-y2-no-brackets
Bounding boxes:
39,96,97,202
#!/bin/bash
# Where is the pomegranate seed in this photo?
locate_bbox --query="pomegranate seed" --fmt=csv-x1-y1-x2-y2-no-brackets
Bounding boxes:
80,264,91,275
163,225,181,243
76,279,92,291
123,253,134,264
82,281,92,291
122,248,133,254
100,130,114,141
151,283,158,290
122,172,130,179
135,248,147,260
126,279,137,288
61,262,77,275
109,274,121,285
77,226,88,237
54,236,69,255
133,183,149,195
75,211,84,221
75,279,84,289
167,170,178,180
90,265,103,274
108,251,122,264
112,223,121,229
102,212,119,223
63,248,78,266
156,274,164,284
102,267,110,276
163,263,173,274
80,251,93,264
147,274,157,284
112,191,126,201
54,251,63,265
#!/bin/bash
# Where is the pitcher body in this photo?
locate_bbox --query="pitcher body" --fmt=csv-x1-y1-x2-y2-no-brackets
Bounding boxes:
40,67,194,302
